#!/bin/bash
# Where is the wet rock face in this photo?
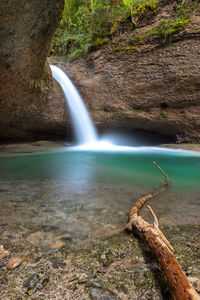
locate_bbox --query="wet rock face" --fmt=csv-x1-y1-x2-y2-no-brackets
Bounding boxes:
59,0,200,141
1,0,200,141
0,0,66,139
62,35,200,141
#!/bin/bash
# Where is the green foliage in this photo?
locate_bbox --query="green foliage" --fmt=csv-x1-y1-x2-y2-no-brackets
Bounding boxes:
33,80,42,89
121,46,137,50
33,79,46,93
50,0,196,58
50,0,135,59
112,45,137,51
176,0,199,17
132,0,159,16
160,109,167,118
147,0,198,44
130,0,159,26
92,37,109,48
123,0,141,7
51,0,160,59
150,16,189,40
68,49,85,60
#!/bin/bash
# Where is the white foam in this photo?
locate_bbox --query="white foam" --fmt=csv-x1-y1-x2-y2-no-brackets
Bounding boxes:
67,140,199,155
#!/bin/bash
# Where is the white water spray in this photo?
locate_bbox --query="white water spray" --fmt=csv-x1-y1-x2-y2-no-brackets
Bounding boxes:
50,65,189,153
50,65,97,145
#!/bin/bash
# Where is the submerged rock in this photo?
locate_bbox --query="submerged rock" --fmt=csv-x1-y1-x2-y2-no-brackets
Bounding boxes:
0,225,199,299
23,273,40,288
0,245,11,259
50,240,65,249
89,287,119,300
6,257,23,270
33,275,49,292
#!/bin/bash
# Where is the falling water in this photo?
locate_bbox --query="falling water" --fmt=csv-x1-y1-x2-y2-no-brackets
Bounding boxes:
50,65,195,153
50,65,97,145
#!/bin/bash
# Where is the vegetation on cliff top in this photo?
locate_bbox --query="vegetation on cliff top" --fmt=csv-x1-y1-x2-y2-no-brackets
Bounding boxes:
50,0,198,59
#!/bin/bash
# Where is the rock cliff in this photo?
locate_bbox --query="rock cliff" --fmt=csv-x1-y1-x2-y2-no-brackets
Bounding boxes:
1,0,200,141
0,0,65,140
61,0,200,141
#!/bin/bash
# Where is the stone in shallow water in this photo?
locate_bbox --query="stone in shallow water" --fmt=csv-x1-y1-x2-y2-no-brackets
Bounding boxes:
0,245,11,259
0,261,7,269
26,275,49,296
89,287,119,300
33,276,49,292
50,257,66,269
50,240,65,249
23,273,40,288
6,257,22,270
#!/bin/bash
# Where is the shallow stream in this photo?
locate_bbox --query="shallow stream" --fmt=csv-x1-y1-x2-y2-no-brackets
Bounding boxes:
0,147,200,247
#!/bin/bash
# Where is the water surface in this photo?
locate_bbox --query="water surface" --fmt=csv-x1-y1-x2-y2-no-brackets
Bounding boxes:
0,148,199,246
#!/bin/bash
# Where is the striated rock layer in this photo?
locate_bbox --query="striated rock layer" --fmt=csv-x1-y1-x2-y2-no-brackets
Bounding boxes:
61,1,200,141
62,41,200,141
0,0,65,140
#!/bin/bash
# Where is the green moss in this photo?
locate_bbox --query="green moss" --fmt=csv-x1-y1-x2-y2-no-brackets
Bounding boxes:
68,48,84,61
151,17,189,38
50,0,130,59
132,20,137,27
162,225,200,273
112,44,137,51
33,80,42,89
122,46,137,50
92,37,109,49
176,0,199,18
132,35,144,45
110,23,118,35
160,109,167,118
33,79,46,94
50,0,199,59
132,0,159,21
27,289,33,296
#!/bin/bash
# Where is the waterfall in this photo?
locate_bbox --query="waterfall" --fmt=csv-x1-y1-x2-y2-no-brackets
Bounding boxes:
50,65,97,145
50,65,184,152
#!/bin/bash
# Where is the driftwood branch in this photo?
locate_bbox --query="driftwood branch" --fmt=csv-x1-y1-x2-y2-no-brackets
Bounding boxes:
125,162,200,300
147,205,175,252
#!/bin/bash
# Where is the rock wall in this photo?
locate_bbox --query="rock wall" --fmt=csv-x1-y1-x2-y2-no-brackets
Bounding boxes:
1,0,200,141
61,1,200,141
0,0,65,139
62,39,200,140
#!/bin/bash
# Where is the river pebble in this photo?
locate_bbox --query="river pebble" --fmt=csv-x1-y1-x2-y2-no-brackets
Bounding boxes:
51,258,66,269
23,273,40,288
0,245,11,259
7,257,23,270
33,275,49,292
89,287,119,300
50,240,64,249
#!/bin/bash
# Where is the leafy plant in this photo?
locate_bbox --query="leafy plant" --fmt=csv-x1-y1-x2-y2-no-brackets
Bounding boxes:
50,0,196,58
150,16,189,43
50,0,135,59
160,109,167,118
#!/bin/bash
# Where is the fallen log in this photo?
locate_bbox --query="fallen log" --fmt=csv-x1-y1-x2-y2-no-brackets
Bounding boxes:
125,162,200,300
